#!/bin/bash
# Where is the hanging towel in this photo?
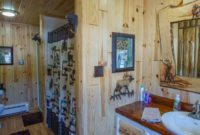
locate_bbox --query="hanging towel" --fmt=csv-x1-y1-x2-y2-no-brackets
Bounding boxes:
141,107,161,123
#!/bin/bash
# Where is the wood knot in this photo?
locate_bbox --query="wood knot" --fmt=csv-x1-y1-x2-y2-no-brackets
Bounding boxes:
143,44,146,48
156,74,159,78
123,23,129,28
132,17,135,22
136,8,139,12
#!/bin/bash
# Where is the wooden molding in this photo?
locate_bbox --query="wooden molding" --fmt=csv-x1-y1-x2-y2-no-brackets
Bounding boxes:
41,13,66,19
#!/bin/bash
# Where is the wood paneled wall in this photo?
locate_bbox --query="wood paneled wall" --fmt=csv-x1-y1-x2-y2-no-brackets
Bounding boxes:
75,0,143,135
0,22,39,109
75,0,200,135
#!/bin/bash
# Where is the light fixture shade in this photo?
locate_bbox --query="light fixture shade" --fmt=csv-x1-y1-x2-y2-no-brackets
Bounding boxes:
0,9,19,17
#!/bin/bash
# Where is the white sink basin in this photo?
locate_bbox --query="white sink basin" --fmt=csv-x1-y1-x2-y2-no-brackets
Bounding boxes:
162,111,200,135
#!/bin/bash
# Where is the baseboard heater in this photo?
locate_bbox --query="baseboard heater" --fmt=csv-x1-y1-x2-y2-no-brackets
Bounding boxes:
0,103,29,117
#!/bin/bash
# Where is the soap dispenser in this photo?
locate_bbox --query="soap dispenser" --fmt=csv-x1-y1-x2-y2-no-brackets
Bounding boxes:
173,94,181,111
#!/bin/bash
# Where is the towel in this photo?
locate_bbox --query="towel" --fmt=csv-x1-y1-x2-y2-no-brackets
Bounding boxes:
141,107,161,123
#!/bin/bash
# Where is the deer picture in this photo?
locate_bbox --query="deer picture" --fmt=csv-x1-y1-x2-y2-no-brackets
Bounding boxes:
162,59,175,84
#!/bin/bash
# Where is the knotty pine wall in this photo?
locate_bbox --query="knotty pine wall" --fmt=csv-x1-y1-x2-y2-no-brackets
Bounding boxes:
75,0,143,135
0,22,39,109
75,0,200,135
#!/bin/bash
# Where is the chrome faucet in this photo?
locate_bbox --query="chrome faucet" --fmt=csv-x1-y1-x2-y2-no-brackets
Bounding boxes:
189,100,200,120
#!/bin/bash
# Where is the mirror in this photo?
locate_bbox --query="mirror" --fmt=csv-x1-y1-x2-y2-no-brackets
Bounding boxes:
158,1,200,93
172,19,200,78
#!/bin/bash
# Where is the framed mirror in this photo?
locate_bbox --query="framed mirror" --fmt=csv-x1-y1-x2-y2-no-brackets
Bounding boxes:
159,1,200,93
112,32,135,73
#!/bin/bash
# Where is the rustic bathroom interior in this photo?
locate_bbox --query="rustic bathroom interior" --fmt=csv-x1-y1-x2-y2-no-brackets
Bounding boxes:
0,0,200,135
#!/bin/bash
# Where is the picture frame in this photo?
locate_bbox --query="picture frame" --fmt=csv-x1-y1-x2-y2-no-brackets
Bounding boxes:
112,32,135,73
0,46,13,65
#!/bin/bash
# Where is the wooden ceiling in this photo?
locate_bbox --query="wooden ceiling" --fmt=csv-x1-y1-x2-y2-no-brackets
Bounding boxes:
0,0,74,26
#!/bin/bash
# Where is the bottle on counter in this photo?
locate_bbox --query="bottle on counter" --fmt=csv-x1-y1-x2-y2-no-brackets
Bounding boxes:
173,94,181,111
144,89,149,104
148,95,152,104
140,85,144,101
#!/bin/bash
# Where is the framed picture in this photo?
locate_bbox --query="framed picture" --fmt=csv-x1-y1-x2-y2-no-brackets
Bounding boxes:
112,32,135,73
0,46,13,65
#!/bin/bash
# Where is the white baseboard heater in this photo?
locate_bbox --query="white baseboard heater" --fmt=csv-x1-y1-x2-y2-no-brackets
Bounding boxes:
0,103,29,117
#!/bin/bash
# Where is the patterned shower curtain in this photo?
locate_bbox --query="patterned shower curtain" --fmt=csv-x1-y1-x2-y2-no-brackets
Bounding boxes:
46,24,76,135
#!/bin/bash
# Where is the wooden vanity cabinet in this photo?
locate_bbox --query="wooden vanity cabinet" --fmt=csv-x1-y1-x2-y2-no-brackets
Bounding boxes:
116,114,161,135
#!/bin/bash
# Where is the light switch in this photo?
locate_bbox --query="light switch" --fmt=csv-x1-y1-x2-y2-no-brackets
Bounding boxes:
18,60,24,65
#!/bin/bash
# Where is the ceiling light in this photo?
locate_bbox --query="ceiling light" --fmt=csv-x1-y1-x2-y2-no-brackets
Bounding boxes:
0,9,18,17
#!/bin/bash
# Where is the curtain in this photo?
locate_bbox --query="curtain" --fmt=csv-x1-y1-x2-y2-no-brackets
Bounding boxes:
46,23,76,135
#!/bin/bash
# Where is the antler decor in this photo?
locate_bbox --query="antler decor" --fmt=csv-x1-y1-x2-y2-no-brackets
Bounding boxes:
110,75,134,101
192,4,200,18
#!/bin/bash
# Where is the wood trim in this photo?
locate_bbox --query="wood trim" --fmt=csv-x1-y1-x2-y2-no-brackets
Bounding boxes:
39,14,46,125
75,0,84,134
41,13,66,19
0,20,39,26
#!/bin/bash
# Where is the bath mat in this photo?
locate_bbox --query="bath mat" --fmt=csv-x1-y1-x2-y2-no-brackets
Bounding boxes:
10,130,30,135
22,111,43,127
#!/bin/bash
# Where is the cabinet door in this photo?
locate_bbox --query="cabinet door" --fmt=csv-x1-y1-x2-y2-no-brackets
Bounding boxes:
119,120,145,135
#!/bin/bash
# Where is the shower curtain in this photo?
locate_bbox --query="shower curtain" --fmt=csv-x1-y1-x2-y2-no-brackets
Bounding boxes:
46,24,76,135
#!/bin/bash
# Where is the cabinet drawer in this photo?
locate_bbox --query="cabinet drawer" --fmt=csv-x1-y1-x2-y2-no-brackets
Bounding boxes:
119,120,145,135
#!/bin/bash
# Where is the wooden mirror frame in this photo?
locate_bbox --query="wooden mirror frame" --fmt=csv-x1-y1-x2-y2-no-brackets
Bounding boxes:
159,1,200,93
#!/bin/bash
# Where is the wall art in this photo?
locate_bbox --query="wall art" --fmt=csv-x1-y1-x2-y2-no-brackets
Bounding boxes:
112,33,135,72
110,75,134,100
0,46,13,65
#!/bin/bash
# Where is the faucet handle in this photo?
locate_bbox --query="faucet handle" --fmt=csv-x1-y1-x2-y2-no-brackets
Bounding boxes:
192,100,199,112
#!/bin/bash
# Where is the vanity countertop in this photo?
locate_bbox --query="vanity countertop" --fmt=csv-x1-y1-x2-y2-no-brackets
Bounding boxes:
115,94,193,135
